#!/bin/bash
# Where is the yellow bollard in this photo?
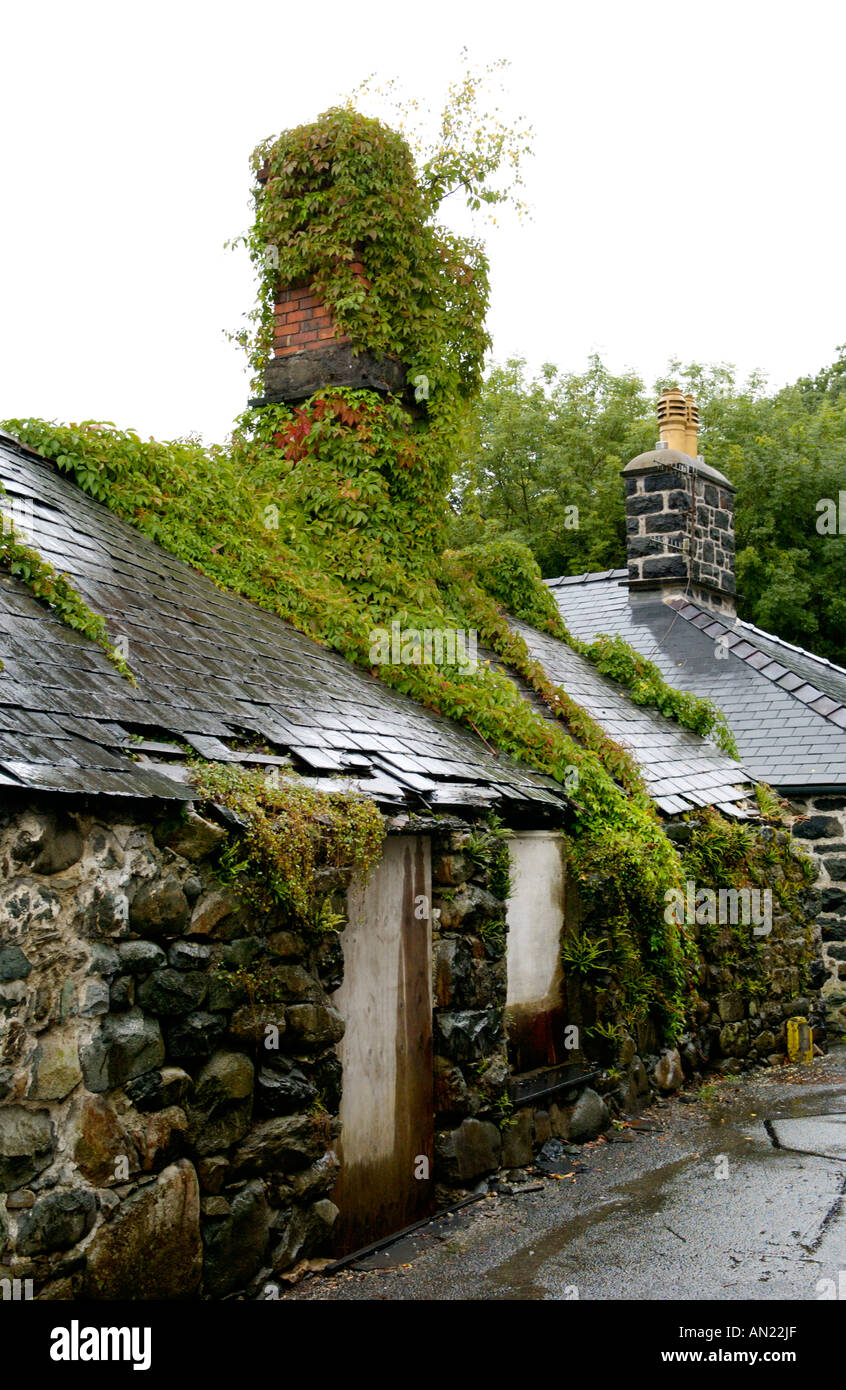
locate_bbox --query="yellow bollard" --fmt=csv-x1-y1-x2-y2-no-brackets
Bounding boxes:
786,1016,814,1064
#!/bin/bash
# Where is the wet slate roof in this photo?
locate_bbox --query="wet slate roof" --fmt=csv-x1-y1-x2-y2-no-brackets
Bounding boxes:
547,568,846,790
508,620,753,816
0,432,569,816
0,430,756,817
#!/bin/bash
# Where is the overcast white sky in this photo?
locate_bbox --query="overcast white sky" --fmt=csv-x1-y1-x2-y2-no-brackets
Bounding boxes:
2,0,844,444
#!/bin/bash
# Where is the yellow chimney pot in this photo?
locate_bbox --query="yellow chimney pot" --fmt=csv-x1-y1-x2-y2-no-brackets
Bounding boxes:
657,387,688,453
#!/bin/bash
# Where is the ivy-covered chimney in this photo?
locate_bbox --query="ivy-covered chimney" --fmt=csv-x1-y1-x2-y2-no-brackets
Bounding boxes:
259,265,408,406
622,388,736,617
250,166,408,408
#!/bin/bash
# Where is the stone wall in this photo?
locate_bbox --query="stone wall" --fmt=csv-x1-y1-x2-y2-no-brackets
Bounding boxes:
426,812,825,1195
0,798,345,1299
620,819,821,1086
669,822,824,1075
0,796,828,1294
786,794,846,1036
428,818,644,1187
430,820,514,1190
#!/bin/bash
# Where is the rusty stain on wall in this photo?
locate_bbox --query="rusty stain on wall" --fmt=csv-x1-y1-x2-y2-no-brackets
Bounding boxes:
505,833,569,1072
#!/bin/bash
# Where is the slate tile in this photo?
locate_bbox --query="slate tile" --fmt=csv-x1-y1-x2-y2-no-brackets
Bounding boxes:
810,696,841,717
289,746,343,772
793,684,823,704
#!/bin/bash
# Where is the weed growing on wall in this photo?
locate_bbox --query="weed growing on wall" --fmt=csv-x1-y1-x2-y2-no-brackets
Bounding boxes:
189,761,385,929
681,806,814,921
463,812,512,899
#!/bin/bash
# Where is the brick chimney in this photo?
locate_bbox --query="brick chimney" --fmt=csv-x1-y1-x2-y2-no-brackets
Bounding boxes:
250,171,410,409
253,265,409,407
622,388,736,617
272,267,366,358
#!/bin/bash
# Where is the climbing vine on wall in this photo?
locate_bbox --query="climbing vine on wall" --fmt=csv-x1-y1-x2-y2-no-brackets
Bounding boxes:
189,761,385,929
564,823,693,1039
240,108,489,435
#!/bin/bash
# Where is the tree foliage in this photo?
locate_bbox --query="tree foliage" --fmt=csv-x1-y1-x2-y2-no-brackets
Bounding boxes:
455,347,846,665
448,355,655,575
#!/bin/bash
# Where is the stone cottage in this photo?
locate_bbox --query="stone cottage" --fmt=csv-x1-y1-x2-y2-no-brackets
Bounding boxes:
547,386,846,1034
0,281,823,1297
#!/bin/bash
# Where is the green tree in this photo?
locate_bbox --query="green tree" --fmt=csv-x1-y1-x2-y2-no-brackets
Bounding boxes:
448,354,654,575
455,348,846,665
666,357,846,663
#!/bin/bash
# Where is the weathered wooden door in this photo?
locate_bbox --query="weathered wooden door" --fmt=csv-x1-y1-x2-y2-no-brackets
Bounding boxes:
331,835,433,1255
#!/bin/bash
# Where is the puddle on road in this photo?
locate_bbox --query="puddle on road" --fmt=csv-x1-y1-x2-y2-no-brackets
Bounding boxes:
704,1078,846,1127
482,1085,846,1300
483,1156,697,1300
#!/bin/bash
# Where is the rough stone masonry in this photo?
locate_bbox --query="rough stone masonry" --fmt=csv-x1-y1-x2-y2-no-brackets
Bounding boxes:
0,796,824,1297
0,800,345,1299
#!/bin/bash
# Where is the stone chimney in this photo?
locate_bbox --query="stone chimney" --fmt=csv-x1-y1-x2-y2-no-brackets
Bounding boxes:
622,388,736,617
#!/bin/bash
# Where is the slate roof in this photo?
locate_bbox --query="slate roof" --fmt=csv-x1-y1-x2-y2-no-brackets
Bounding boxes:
509,620,752,816
0,432,569,817
0,430,755,818
547,568,846,790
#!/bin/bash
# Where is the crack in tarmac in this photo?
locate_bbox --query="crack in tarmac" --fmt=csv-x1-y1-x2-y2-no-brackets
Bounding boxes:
801,1170,846,1253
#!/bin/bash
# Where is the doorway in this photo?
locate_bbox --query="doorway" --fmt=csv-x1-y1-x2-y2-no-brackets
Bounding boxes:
331,835,433,1254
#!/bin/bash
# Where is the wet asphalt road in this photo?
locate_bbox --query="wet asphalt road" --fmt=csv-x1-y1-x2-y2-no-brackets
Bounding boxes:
281,1048,846,1302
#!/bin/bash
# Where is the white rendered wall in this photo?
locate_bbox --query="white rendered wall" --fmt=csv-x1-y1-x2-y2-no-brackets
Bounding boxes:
506,832,566,1010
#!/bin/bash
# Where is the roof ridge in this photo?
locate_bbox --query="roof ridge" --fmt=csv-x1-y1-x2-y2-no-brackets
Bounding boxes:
736,615,846,679
545,567,628,588
667,598,846,736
